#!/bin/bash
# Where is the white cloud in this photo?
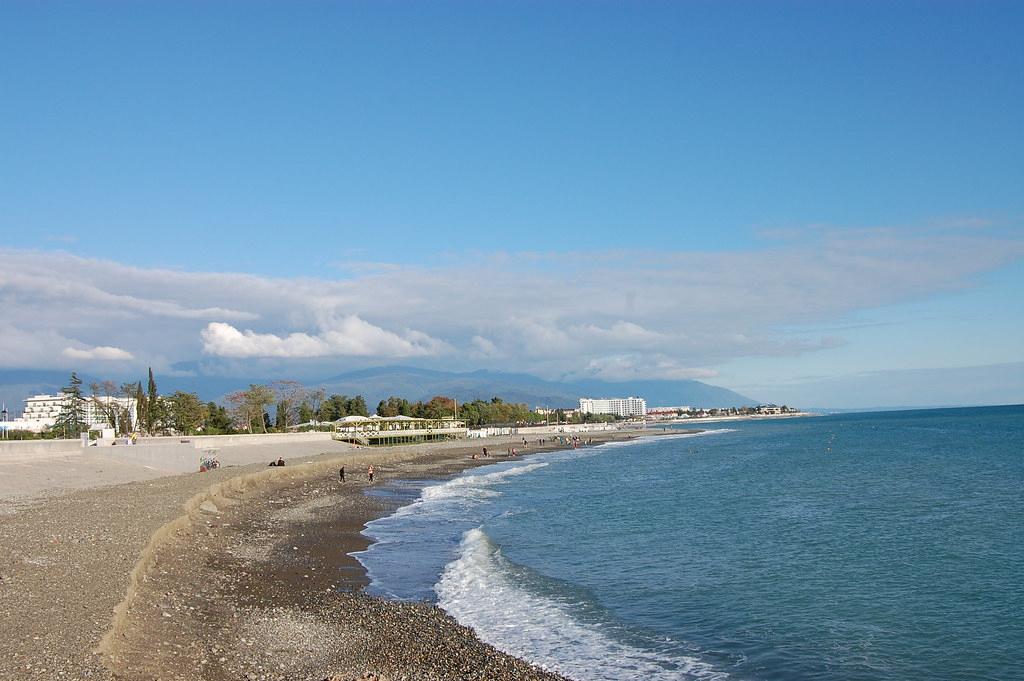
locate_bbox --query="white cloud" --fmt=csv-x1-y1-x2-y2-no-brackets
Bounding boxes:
0,325,87,369
0,226,1020,379
0,262,258,322
571,321,669,347
470,335,502,358
62,345,135,361
200,317,446,359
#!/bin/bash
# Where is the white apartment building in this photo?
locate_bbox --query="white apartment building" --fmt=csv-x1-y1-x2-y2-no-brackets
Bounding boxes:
578,396,647,418
21,394,67,425
13,393,138,433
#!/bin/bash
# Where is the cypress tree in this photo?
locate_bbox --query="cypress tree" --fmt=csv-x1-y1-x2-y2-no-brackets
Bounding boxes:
146,368,158,433
135,381,147,434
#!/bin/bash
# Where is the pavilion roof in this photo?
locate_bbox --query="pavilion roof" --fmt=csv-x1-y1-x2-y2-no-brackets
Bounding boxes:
334,414,429,423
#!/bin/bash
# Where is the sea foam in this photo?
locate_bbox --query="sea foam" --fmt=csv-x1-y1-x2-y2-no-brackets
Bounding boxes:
436,527,728,681
420,461,550,502
356,459,552,599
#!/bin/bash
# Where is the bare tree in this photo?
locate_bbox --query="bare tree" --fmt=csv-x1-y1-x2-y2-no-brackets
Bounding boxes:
307,387,326,424
225,390,253,432
271,380,305,430
89,380,120,431
120,382,139,434
239,384,275,433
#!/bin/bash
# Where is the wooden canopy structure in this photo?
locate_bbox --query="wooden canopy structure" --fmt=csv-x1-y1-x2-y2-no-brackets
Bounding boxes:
331,415,467,446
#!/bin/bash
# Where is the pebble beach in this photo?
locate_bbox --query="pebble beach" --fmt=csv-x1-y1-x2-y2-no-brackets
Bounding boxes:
0,431,653,680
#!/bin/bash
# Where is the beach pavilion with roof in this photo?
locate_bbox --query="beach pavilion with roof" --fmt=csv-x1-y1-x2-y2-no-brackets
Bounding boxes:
331,414,468,446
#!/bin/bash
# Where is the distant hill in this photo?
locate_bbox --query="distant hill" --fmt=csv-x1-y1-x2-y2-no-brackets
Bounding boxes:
0,365,757,416
0,369,256,416
316,366,757,409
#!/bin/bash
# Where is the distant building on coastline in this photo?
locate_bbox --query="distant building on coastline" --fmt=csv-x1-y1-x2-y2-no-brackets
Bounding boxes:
646,406,692,419
3,393,138,433
578,396,647,418
532,407,578,416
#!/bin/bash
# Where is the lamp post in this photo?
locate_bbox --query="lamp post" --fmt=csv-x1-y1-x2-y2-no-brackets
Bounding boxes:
1,404,7,439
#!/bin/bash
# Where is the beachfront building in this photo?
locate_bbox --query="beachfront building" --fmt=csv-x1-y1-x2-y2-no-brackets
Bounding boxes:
532,406,579,418
13,393,138,433
647,406,692,420
21,394,66,427
332,414,467,446
578,396,647,418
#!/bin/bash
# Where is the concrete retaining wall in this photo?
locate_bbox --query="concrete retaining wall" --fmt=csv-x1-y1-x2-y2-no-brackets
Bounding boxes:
0,438,82,462
136,431,334,449
98,443,206,475
0,431,342,471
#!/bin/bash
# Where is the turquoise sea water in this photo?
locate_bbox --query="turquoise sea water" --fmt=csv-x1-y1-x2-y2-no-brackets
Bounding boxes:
355,406,1024,680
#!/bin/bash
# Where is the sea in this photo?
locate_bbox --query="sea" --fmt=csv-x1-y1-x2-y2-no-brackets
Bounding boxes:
353,406,1023,681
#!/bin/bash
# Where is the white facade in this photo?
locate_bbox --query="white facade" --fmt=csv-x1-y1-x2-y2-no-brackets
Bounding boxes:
11,393,138,433
578,396,647,418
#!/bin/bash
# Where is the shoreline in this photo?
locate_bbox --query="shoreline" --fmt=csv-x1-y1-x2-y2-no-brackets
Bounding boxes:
1,429,677,680
652,411,818,426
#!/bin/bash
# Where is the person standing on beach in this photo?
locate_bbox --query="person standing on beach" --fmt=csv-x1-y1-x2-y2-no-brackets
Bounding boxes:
339,466,345,482
367,465,375,483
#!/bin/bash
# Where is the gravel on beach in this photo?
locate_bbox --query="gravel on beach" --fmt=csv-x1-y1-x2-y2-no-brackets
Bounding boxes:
0,431,664,680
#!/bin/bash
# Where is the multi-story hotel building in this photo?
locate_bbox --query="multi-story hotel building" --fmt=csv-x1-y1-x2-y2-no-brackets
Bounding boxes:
578,396,647,418
13,393,138,433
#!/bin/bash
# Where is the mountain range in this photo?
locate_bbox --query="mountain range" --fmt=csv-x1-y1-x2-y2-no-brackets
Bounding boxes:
316,366,757,409
0,366,757,416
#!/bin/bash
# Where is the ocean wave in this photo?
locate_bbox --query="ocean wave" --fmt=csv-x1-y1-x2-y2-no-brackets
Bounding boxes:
436,528,728,681
421,462,550,501
590,428,736,451
380,461,550,519
356,460,553,599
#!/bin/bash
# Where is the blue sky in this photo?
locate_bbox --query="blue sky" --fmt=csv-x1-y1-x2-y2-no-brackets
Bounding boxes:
1,1,1022,407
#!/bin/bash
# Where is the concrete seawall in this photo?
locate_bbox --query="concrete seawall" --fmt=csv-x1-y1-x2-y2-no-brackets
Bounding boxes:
106,432,342,474
99,443,209,474
137,431,335,449
0,431,337,468
0,438,82,462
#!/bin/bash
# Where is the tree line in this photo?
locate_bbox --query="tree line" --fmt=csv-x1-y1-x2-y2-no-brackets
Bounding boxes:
42,369,233,439
25,370,597,440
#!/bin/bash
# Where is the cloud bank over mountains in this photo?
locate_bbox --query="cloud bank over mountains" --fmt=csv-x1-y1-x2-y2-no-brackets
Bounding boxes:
61,345,135,361
199,318,446,359
1,226,1020,383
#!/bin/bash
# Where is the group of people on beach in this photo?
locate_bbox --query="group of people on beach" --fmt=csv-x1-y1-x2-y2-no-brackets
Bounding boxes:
471,444,524,460
552,435,590,448
337,465,374,483
468,435,600,460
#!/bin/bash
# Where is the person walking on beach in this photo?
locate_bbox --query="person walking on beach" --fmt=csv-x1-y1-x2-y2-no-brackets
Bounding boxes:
339,466,345,482
367,465,375,483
